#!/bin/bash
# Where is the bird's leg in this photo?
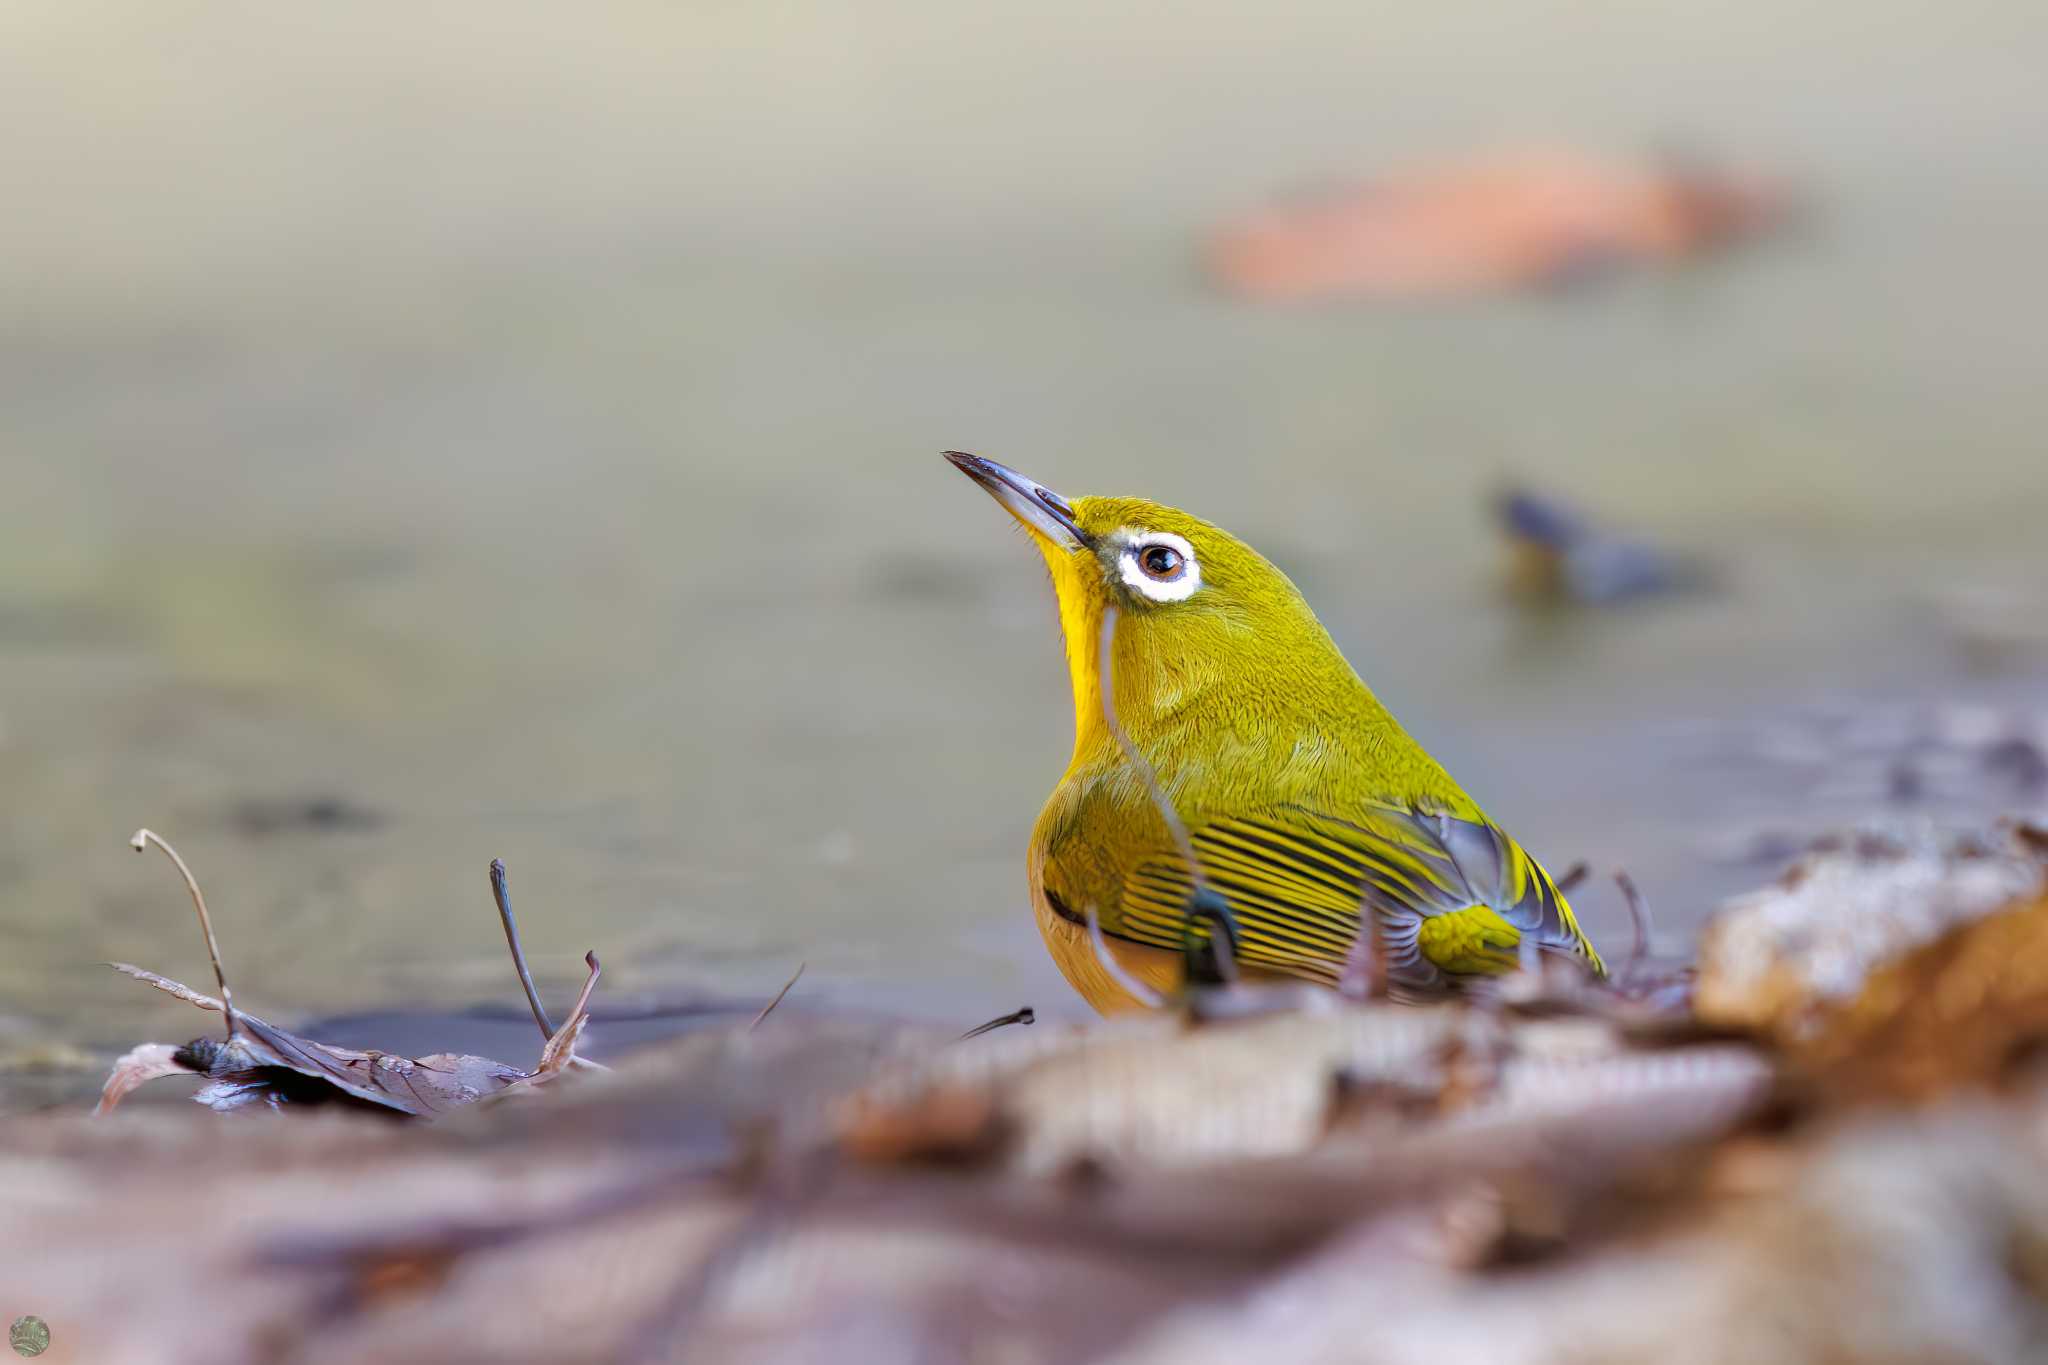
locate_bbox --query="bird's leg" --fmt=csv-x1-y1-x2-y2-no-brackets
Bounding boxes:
1182,888,1336,1023
1179,885,1241,988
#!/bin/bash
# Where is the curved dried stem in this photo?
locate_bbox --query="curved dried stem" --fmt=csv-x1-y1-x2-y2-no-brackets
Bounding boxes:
130,828,239,1037
568,951,603,1021
1085,902,1166,1010
535,951,607,1075
490,858,556,1041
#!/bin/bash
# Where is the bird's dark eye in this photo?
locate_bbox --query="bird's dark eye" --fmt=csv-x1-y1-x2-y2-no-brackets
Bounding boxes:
1138,544,1184,580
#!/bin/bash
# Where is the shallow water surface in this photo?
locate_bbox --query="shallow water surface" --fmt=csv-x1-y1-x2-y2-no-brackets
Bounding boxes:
3,0,2046,1104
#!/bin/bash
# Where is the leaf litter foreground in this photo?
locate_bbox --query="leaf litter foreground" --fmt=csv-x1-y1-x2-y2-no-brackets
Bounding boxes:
93,833,607,1118
4,822,2048,1362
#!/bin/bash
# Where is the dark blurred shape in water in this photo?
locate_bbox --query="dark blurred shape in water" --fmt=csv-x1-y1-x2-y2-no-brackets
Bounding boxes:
1495,483,1705,605
229,794,387,838
1925,583,2048,674
1209,145,1798,302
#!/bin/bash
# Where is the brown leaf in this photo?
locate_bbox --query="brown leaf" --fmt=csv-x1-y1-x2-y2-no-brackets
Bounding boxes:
1695,821,2048,1043
1791,890,2048,1104
189,1017,529,1116
100,964,527,1116
838,1086,1007,1165
1208,146,1793,303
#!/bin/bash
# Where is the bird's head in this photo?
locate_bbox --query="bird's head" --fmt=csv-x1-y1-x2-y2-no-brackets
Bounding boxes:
945,451,1356,760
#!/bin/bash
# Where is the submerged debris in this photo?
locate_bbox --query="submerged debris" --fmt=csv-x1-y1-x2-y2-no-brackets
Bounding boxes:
1686,701,2048,825
228,793,385,838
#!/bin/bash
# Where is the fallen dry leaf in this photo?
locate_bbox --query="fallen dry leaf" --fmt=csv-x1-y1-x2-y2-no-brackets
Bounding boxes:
1208,145,1793,302
1694,821,2048,1042
92,977,531,1117
1790,890,2048,1105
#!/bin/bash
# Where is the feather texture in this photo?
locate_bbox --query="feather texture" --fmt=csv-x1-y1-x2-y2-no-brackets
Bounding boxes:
1111,802,1603,989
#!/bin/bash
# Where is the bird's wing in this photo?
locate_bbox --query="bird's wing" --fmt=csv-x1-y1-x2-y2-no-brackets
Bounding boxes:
1113,801,1603,988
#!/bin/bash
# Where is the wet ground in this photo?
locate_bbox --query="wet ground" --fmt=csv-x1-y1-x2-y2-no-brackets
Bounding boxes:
3,0,2046,1107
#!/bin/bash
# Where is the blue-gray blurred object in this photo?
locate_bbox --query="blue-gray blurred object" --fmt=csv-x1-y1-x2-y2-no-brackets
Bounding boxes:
1497,485,1705,605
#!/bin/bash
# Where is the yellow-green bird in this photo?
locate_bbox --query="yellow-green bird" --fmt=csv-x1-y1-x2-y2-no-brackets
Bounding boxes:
946,451,1604,1014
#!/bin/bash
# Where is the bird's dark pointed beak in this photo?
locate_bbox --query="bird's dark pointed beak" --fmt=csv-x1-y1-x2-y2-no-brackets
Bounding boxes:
943,451,1092,550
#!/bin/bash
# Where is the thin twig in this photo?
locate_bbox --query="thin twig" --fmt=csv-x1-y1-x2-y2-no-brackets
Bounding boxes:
107,962,224,1011
130,829,239,1037
1099,605,1241,981
567,951,604,1023
1085,903,1166,1009
1553,860,1591,895
959,1006,1034,1040
490,859,555,1040
748,962,805,1031
1097,606,1207,892
536,952,606,1074
1615,871,1654,976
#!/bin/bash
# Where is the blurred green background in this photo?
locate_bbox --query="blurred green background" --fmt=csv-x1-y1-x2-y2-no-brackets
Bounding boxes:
3,1,2045,1078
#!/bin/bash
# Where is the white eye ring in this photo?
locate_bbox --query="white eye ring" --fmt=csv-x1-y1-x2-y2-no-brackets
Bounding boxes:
1117,530,1200,602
